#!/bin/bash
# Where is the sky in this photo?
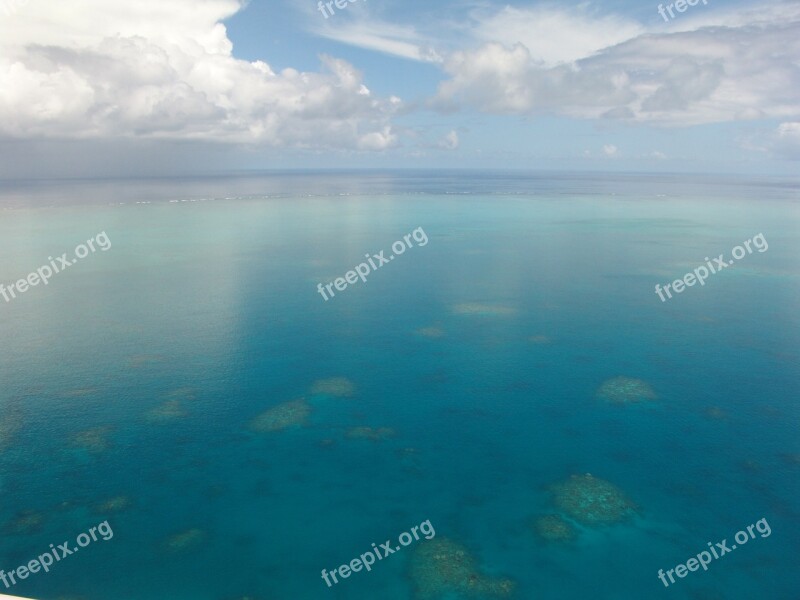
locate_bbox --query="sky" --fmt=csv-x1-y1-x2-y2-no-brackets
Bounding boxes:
0,0,798,177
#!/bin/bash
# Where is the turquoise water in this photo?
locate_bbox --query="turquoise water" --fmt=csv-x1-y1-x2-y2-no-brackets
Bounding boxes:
0,172,798,599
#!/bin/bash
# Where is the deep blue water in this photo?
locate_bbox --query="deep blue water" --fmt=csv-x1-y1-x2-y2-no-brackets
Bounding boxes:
0,172,798,600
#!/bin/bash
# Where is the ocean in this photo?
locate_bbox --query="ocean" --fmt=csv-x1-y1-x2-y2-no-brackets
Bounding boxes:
0,171,798,599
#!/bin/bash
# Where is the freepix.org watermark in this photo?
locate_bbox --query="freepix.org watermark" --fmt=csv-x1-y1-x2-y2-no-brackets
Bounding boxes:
655,233,767,302
1,231,111,304
657,517,771,588
317,0,363,19
1,521,113,591
657,0,708,22
316,227,428,301
321,519,435,588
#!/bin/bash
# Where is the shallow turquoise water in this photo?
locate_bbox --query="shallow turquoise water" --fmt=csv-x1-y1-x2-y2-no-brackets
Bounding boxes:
0,172,798,599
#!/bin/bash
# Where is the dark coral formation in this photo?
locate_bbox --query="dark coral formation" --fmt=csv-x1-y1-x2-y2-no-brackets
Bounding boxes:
532,514,577,542
5,510,45,535
780,453,800,466
345,426,396,441
410,538,515,599
550,473,636,525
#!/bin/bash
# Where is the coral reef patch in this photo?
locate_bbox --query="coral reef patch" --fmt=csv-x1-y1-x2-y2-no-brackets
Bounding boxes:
249,399,310,432
310,378,355,397
596,377,657,404
410,538,515,599
550,473,637,525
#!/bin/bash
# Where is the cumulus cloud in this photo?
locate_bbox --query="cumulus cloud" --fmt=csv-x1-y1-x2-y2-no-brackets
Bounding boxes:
430,2,800,126
356,126,397,150
603,144,618,157
0,0,401,147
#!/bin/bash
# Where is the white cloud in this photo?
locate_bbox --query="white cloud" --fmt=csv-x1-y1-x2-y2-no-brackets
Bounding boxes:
301,1,800,129
437,130,459,150
603,144,618,157
472,5,644,66
310,19,442,63
0,0,401,147
356,126,397,150
433,23,800,125
665,1,800,32
768,121,800,158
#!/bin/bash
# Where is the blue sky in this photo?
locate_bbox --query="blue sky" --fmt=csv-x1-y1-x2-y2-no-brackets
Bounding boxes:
0,0,798,176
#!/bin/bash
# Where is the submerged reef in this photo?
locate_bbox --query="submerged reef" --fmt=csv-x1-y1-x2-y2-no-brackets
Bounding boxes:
128,354,163,368
164,387,196,400
249,399,310,432
92,495,133,515
5,510,45,535
162,528,206,553
60,388,98,398
596,376,657,404
0,403,23,452
452,303,517,316
410,538,515,599
738,460,761,473
310,377,355,397
416,326,445,338
345,426,396,441
704,407,729,420
780,453,800,466
532,514,577,542
550,473,637,525
146,399,188,422
70,426,113,453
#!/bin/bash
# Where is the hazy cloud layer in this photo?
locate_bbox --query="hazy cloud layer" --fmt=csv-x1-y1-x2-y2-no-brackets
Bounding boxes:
2,0,798,152
310,1,800,127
